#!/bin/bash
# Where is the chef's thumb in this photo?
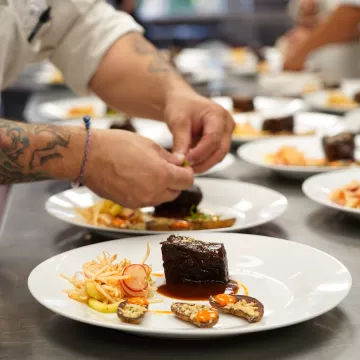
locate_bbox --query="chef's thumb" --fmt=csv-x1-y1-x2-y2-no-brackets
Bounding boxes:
171,121,191,160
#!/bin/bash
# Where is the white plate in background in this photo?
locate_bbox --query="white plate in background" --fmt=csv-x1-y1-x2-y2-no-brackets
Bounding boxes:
38,96,107,120
232,112,342,145
259,72,322,97
238,136,360,179
45,178,288,236
303,168,360,218
28,232,351,339
304,90,359,114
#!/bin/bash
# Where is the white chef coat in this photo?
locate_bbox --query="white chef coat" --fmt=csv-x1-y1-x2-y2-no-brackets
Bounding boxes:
341,0,360,4
0,0,142,94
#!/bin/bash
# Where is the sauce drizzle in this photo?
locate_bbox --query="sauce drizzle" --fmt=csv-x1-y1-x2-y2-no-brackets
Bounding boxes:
156,280,239,301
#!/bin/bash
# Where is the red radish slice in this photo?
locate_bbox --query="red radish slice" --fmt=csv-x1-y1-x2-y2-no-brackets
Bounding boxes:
122,264,148,292
142,264,152,276
120,280,146,297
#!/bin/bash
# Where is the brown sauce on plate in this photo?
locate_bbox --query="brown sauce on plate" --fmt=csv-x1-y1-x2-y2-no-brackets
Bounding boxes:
156,280,239,301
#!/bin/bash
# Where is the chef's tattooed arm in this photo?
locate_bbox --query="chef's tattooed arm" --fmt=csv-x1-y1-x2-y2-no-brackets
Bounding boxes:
0,119,85,184
90,32,195,121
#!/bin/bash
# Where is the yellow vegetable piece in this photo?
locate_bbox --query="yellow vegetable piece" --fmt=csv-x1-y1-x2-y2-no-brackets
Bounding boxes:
88,298,121,313
101,200,114,214
108,204,123,216
85,281,105,301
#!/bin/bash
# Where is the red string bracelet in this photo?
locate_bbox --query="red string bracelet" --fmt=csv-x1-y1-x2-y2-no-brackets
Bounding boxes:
72,115,92,188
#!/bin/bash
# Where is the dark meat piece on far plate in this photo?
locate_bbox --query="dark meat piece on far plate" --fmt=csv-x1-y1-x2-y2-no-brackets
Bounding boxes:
354,91,360,104
231,96,255,113
110,118,136,132
322,132,355,162
262,115,294,134
161,235,229,285
154,184,203,218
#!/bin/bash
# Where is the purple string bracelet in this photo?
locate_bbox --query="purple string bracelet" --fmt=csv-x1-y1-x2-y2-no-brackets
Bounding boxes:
72,115,92,188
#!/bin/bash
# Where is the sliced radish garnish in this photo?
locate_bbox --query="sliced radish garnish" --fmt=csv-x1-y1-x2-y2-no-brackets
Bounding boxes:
122,264,148,292
142,264,152,276
120,280,146,297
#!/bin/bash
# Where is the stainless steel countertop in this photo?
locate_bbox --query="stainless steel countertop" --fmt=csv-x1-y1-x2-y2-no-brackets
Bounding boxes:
0,157,359,360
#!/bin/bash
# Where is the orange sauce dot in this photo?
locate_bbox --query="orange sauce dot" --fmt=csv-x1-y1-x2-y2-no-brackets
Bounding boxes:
195,310,218,323
214,294,236,306
170,220,191,230
127,297,149,306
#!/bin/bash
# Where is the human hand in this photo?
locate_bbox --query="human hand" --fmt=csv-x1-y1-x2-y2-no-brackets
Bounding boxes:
84,129,194,208
285,27,312,49
165,92,235,174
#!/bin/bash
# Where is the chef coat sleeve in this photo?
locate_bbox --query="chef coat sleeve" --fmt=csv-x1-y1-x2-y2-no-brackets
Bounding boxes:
340,0,360,6
51,0,143,95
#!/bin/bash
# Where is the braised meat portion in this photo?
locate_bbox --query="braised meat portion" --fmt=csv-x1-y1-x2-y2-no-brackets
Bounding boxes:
161,235,229,285
262,115,294,134
154,184,203,218
232,96,255,113
322,132,355,162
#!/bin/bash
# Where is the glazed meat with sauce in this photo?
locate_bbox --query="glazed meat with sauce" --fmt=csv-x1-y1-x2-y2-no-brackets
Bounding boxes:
161,235,229,285
354,91,360,104
322,132,355,162
154,184,203,218
232,96,255,113
262,115,294,134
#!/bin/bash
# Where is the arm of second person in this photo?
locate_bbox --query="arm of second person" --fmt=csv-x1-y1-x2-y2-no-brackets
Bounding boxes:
284,5,360,71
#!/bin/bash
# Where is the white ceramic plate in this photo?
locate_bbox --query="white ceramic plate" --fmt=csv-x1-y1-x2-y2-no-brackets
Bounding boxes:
45,178,288,236
28,233,352,339
304,90,359,114
232,112,341,145
38,96,107,120
238,136,360,179
303,168,360,218
214,96,305,115
259,72,322,97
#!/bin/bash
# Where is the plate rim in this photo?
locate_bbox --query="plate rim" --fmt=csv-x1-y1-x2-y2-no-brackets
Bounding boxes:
304,90,360,114
27,232,352,338
302,168,360,215
44,178,288,234
232,111,342,144
237,136,351,174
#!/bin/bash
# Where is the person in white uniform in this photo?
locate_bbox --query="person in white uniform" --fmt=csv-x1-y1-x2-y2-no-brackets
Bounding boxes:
0,0,234,208
284,0,360,75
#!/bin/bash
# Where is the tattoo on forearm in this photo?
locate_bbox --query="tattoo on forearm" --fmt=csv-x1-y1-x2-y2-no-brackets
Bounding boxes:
0,120,71,184
132,36,173,73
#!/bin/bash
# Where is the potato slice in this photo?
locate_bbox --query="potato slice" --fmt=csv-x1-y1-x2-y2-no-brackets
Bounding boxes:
88,298,120,313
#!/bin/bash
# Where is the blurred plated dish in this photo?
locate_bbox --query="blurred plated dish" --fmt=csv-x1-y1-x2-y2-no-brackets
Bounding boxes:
232,112,341,145
238,133,360,179
45,178,288,236
258,72,322,97
303,168,360,219
304,90,360,114
37,96,108,120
